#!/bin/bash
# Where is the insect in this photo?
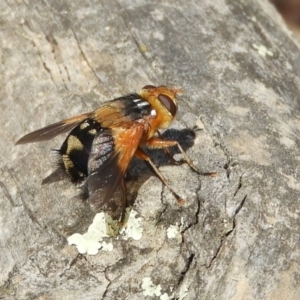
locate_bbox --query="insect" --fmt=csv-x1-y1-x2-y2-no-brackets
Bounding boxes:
16,85,202,220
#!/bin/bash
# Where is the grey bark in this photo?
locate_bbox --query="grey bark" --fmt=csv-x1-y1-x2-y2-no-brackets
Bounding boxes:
1,0,300,299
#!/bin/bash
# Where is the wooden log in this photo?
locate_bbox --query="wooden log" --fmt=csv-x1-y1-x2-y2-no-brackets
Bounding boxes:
1,0,299,299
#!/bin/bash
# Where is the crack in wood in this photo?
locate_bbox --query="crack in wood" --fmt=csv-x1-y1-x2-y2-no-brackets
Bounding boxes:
0,181,20,208
179,253,195,284
3,264,18,289
19,23,58,89
181,183,201,239
102,264,117,300
233,175,244,197
206,195,247,268
45,34,69,90
219,142,235,179
114,0,162,84
70,28,102,84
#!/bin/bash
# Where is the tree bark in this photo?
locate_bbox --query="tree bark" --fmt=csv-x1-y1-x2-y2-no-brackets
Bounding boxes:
1,0,300,299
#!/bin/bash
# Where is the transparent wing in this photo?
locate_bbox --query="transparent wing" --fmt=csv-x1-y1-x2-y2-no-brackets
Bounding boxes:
87,123,144,212
16,112,93,144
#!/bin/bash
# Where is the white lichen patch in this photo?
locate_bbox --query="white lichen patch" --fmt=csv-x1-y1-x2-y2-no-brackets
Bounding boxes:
160,293,172,300
67,212,113,255
167,224,179,239
178,284,189,300
68,209,144,255
142,277,162,297
67,233,102,255
167,217,186,239
252,43,274,57
141,277,171,299
120,209,143,241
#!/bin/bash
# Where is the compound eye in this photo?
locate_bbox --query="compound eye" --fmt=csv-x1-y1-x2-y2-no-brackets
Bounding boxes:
158,94,177,116
142,85,156,90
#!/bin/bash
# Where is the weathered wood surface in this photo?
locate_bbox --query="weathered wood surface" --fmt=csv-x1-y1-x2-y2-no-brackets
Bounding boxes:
1,0,300,299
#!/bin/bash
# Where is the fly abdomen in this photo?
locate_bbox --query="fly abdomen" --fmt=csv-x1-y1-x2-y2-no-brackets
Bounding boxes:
59,119,102,182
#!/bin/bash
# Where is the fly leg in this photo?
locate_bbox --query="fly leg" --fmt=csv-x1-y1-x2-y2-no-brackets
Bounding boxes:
156,131,186,166
135,148,185,204
145,137,216,176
